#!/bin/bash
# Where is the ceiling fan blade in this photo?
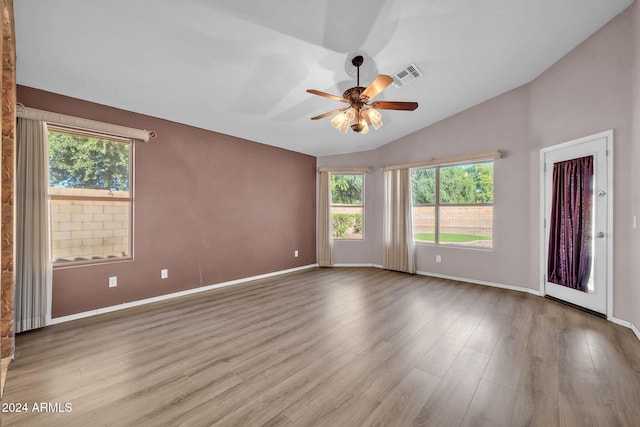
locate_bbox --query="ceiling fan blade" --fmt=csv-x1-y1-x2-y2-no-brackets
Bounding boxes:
370,101,419,111
306,89,349,103
360,75,393,101
310,107,348,120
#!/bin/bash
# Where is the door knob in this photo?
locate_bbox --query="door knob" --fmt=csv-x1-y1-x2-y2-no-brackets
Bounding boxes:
596,232,605,238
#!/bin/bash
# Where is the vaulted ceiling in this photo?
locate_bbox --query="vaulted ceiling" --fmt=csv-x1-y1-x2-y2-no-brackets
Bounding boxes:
15,0,633,156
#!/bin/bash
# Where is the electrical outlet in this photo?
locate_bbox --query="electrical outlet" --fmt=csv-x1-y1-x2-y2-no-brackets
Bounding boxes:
161,269,168,279
294,250,299,257
109,276,118,287
436,255,441,263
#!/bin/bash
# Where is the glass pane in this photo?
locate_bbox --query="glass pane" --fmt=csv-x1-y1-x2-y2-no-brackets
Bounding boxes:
48,129,131,191
413,206,435,243
411,168,435,205
331,174,363,205
547,155,594,293
50,197,131,264
440,162,493,204
439,206,493,248
332,206,363,239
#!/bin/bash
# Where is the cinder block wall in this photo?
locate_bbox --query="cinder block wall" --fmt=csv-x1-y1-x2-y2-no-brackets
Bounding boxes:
50,188,130,262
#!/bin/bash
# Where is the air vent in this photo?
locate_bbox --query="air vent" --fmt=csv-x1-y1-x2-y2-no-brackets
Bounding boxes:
392,64,422,87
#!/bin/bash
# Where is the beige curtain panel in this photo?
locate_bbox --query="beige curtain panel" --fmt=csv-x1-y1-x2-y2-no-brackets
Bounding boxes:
317,171,333,267
16,118,51,332
383,169,416,274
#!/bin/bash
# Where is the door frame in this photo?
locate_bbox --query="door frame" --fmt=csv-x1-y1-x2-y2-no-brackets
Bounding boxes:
539,130,614,318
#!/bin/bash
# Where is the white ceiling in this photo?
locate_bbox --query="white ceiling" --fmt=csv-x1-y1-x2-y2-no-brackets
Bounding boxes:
14,0,633,157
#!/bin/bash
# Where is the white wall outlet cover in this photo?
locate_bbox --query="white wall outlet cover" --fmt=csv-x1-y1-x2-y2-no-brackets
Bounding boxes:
109,276,117,287
161,269,168,279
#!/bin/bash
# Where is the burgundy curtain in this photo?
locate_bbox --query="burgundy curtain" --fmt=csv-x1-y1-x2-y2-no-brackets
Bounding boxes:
547,155,594,292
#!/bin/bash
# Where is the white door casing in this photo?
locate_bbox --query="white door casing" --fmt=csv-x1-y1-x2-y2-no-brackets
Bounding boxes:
540,130,613,315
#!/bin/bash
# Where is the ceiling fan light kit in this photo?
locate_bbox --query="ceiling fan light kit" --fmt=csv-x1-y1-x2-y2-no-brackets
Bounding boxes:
307,55,418,134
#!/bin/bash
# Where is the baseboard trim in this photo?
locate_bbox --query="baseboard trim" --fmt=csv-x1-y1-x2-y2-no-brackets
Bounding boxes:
336,264,541,298
47,263,640,345
333,263,384,268
49,264,319,325
415,270,542,296
610,316,640,341
417,270,639,343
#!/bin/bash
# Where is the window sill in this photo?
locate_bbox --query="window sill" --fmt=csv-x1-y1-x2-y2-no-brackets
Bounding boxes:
53,256,133,270
414,241,494,251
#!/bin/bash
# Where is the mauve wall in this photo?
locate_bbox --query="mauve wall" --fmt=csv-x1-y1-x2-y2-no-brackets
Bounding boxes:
18,86,317,318
319,86,531,289
529,7,634,321
319,4,640,324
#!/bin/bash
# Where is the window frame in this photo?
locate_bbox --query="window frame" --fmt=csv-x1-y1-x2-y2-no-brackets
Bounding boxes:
47,125,135,267
330,172,365,240
411,161,494,249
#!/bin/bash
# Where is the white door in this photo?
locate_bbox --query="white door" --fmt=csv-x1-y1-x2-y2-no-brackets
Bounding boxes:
541,131,612,315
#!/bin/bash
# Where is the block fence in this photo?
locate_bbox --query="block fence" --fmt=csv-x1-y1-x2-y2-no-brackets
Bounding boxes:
412,205,493,236
50,188,130,263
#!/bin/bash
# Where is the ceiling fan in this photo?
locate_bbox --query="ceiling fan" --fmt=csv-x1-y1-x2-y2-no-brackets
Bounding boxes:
307,55,418,134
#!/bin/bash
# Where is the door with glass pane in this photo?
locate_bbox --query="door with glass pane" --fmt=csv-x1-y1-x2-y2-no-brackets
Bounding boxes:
542,131,611,315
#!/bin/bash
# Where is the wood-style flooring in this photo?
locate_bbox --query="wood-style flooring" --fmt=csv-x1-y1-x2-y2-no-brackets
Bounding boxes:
2,267,640,426
1,357,9,397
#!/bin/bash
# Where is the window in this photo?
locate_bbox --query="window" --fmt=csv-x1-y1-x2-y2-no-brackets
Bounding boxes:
331,173,364,239
411,162,493,248
48,127,133,264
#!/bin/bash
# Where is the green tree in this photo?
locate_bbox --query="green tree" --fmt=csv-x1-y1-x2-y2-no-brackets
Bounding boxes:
332,213,362,238
440,165,476,204
331,174,363,204
48,130,130,191
411,163,494,205
467,163,494,202
411,168,435,205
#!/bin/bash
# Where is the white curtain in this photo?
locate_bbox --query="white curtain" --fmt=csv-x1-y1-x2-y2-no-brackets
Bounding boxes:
15,118,51,332
383,169,416,274
318,171,333,267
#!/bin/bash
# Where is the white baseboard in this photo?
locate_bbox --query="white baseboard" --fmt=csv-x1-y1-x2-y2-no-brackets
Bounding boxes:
610,316,640,342
333,263,383,268
416,270,542,296
48,262,640,345
335,264,541,296
418,271,639,343
49,264,318,325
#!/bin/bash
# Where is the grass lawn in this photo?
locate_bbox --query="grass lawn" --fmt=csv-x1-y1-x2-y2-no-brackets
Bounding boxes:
414,232,492,243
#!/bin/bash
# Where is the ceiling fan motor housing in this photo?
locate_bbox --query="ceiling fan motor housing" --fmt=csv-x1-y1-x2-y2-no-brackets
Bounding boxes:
343,87,366,105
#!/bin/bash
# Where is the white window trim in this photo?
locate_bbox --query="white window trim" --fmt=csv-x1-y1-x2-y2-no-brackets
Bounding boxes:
47,126,135,267
411,162,494,249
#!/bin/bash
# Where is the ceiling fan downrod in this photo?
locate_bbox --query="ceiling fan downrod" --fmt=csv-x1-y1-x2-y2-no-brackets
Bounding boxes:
353,55,363,87
348,55,366,132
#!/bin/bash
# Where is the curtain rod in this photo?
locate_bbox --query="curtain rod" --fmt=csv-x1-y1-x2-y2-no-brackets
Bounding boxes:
16,104,157,142
318,166,372,174
381,150,504,172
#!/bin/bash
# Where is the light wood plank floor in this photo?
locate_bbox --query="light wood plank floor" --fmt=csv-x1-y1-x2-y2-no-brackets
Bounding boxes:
2,267,640,426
